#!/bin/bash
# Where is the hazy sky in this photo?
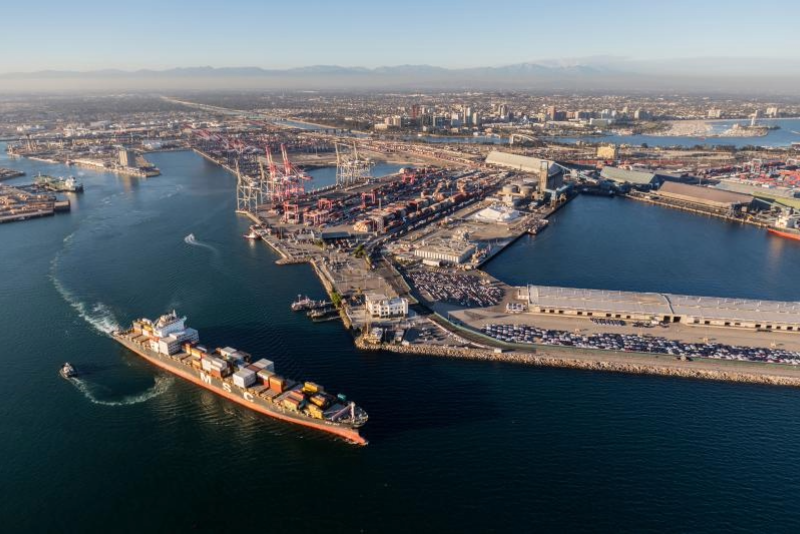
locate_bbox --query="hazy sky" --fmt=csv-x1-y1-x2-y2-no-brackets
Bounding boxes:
1,0,798,72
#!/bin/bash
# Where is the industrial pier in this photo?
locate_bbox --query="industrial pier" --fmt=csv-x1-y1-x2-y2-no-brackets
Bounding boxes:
0,184,70,224
0,167,25,181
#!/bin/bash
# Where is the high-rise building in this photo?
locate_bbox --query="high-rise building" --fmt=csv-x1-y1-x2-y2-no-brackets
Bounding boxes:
708,108,723,119
546,105,557,121
463,106,472,126
498,103,509,118
766,107,780,118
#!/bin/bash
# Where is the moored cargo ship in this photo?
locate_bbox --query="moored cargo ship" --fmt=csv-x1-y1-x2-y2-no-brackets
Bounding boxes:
768,213,800,242
112,311,368,444
34,174,83,193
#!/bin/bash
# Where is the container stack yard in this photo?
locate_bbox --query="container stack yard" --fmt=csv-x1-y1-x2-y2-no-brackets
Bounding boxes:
0,183,70,223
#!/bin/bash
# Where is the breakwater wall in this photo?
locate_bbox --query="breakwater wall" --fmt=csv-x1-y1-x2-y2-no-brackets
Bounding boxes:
355,337,800,388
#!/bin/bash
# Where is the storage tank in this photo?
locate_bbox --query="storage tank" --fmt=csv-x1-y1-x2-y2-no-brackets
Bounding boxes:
501,184,519,195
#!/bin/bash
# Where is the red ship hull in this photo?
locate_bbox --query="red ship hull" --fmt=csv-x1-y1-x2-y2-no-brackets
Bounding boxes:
768,228,800,242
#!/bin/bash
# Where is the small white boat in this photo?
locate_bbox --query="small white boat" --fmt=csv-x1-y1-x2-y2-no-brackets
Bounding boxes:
60,362,77,379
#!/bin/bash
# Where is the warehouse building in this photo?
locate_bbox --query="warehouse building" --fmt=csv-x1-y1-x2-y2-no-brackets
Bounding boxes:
600,166,665,189
485,151,564,193
474,204,522,224
486,151,558,174
655,182,754,213
524,285,800,332
414,240,476,264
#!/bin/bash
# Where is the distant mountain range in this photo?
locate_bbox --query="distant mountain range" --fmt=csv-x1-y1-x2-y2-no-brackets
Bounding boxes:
2,58,799,93
0,63,615,79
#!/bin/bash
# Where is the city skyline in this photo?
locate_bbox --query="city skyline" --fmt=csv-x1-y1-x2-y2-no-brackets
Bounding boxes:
1,0,799,73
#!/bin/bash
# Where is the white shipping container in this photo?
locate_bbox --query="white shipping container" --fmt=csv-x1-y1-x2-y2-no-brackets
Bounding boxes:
233,369,256,388
252,359,275,372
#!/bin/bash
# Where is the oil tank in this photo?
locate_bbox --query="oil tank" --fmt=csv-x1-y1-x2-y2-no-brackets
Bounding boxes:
502,184,520,195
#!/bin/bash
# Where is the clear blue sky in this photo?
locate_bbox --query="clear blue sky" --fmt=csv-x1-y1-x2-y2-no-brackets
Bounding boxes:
1,0,798,72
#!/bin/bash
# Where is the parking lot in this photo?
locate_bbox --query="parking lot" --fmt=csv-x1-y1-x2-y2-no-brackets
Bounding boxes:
404,268,504,308
481,322,800,364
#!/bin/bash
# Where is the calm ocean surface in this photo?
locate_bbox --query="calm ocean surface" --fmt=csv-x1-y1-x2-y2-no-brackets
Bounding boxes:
2,146,800,533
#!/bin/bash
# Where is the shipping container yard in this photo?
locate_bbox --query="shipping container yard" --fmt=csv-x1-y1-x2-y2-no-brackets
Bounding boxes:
0,183,70,223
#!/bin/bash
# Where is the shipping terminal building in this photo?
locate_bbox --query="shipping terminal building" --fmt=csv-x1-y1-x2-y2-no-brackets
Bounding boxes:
522,285,800,333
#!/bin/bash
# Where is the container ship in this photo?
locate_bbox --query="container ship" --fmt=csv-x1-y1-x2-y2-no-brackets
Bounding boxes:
34,174,83,193
768,213,800,242
112,311,368,444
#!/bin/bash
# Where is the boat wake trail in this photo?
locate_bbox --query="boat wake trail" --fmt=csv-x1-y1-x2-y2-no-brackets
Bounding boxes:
53,276,121,335
184,233,219,255
67,375,173,406
50,232,122,336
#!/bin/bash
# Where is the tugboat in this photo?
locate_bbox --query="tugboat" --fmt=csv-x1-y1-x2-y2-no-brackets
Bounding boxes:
243,225,261,240
60,362,77,379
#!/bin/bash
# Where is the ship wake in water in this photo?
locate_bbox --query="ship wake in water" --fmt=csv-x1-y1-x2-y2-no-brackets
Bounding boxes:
50,233,121,336
67,375,173,406
184,233,219,255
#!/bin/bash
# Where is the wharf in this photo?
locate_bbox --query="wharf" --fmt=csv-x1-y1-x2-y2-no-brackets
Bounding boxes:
72,159,160,178
0,184,69,223
626,191,769,228
474,197,569,268
0,167,25,181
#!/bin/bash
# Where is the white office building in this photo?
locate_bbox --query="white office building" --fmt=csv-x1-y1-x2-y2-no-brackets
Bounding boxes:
366,293,409,318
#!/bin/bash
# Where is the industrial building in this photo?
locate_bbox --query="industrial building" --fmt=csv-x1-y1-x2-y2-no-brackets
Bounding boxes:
655,182,754,212
597,145,618,160
414,236,476,265
485,151,564,193
474,204,522,224
600,166,664,189
524,285,800,332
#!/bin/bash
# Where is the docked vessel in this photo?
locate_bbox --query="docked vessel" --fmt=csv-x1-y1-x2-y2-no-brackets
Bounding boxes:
291,295,329,312
34,174,83,193
60,362,77,379
768,213,800,242
243,225,261,240
112,312,368,444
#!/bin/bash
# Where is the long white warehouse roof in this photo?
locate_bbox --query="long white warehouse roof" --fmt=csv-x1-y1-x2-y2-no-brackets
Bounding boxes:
527,284,800,325
486,151,560,175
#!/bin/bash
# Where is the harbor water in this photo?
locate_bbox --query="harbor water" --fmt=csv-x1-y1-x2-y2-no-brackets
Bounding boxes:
554,117,800,148
3,146,800,532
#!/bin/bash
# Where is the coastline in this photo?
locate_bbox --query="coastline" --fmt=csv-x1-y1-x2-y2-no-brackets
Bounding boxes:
192,137,800,392
253,190,800,391
355,337,800,388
